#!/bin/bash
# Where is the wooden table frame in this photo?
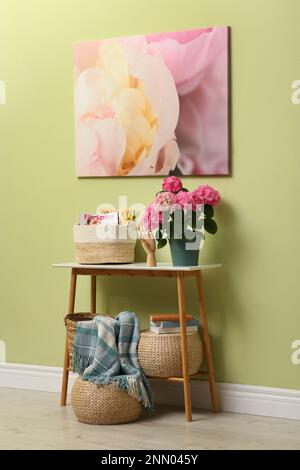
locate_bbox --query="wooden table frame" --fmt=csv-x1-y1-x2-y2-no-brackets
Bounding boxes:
55,264,220,422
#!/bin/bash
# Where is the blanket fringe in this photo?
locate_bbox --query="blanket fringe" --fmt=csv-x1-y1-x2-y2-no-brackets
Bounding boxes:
72,348,94,376
80,371,151,409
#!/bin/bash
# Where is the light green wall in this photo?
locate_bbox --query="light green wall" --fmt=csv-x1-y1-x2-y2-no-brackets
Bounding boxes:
0,0,299,389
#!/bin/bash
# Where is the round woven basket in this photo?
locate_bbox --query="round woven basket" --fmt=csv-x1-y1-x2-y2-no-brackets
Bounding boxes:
138,330,202,377
71,377,142,425
64,313,96,370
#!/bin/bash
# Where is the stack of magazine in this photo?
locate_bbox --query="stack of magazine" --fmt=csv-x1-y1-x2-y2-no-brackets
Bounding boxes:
150,314,199,334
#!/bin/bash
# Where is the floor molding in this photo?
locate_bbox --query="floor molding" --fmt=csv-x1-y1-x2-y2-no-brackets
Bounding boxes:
0,363,77,393
0,362,299,420
151,380,300,420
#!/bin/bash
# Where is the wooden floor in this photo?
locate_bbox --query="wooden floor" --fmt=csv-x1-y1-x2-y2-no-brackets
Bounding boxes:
0,387,300,450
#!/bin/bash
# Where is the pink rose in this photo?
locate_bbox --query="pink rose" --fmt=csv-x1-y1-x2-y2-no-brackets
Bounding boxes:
194,185,220,207
141,203,164,231
175,190,188,208
162,176,183,193
190,190,204,205
155,191,177,206
175,191,198,211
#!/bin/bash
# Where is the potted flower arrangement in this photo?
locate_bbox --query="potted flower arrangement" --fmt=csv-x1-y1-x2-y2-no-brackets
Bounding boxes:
141,176,220,266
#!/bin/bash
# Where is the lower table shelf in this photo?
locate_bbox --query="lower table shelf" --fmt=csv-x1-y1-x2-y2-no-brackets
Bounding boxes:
148,370,210,383
54,263,220,421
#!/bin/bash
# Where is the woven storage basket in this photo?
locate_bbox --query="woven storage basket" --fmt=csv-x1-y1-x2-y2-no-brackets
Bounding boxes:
71,377,142,425
64,313,96,370
138,330,202,377
73,224,136,264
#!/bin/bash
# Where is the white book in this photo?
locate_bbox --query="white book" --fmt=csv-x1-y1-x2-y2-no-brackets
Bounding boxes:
150,325,198,334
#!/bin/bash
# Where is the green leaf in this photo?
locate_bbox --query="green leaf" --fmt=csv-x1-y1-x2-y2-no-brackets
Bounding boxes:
204,218,218,234
157,238,167,249
180,187,189,192
204,204,214,218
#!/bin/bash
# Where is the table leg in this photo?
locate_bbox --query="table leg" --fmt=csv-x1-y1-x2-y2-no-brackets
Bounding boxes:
177,272,192,422
195,271,220,413
60,268,77,406
91,275,97,314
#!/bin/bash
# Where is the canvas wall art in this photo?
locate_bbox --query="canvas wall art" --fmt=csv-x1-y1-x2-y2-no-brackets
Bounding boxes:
73,26,229,176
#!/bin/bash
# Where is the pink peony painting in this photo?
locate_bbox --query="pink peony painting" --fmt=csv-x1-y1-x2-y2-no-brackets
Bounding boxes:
73,26,229,177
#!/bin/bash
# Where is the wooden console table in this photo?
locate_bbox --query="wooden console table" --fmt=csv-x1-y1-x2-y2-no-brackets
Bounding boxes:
52,262,221,422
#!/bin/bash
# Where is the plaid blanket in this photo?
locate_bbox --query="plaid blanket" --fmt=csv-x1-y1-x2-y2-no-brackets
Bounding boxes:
73,311,153,410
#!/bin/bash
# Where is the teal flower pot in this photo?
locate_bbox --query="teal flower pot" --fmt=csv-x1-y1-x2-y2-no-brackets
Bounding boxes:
169,238,200,267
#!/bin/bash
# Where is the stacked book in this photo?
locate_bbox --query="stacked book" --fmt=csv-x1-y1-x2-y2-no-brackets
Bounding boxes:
150,314,199,334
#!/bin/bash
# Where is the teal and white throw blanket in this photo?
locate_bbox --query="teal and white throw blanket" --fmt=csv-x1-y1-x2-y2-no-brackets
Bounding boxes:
73,311,153,411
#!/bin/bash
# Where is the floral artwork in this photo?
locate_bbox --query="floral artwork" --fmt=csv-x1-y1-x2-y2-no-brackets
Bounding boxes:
73,26,229,176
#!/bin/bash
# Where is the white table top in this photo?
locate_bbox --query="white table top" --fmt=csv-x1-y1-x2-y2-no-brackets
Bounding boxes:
52,262,221,271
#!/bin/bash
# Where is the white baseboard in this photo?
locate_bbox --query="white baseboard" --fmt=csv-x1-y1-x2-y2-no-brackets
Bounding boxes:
0,363,77,393
0,362,299,420
151,380,300,420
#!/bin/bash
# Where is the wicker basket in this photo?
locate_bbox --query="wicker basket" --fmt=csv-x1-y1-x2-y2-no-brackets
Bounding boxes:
64,313,96,370
138,330,202,377
71,377,142,425
73,224,136,264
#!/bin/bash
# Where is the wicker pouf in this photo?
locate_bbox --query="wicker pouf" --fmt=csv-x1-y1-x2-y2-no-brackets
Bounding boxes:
138,330,202,377
71,378,142,425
